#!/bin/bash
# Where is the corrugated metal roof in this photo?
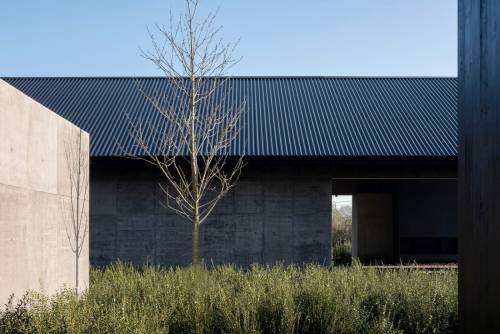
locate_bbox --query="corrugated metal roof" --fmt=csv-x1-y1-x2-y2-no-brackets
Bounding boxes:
2,77,458,157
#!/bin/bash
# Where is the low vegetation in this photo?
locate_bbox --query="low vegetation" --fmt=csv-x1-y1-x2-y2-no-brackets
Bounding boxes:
332,206,353,265
1,263,457,334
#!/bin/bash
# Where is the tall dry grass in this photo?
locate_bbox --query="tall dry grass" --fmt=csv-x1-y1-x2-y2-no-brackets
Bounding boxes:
0,262,457,334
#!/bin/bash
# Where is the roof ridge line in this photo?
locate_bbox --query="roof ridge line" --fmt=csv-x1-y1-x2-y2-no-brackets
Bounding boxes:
1,75,458,80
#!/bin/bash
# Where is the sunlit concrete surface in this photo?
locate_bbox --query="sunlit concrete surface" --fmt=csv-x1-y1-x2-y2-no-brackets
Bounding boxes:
0,79,89,303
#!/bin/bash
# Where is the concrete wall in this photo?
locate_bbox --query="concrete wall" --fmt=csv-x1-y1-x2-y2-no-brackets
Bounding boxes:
90,162,457,267
0,80,89,303
90,161,332,266
352,193,394,262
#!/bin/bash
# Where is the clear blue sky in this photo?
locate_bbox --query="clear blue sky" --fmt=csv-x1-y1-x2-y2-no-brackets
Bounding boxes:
0,0,457,77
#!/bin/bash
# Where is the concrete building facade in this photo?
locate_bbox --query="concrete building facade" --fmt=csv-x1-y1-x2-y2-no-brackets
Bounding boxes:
89,158,457,266
90,160,332,266
0,80,89,303
3,77,459,267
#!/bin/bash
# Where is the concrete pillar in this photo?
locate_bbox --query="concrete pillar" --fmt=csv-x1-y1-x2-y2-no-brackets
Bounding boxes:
459,0,500,332
352,193,394,263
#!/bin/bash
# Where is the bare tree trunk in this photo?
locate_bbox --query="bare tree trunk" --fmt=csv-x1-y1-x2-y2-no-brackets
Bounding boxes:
75,132,81,295
192,219,200,265
75,250,79,295
190,63,201,264
60,128,89,296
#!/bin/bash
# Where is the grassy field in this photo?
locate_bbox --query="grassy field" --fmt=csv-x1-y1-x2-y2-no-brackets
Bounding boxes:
1,263,457,334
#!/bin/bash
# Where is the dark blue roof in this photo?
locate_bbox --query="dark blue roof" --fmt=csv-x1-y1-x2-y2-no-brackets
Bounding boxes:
3,77,458,157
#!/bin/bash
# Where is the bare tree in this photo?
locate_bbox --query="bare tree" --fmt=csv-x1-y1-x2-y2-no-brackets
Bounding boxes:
60,128,89,294
128,0,244,265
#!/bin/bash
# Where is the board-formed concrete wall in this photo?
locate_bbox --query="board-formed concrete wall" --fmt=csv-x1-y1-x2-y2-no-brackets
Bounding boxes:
0,80,89,303
90,161,332,266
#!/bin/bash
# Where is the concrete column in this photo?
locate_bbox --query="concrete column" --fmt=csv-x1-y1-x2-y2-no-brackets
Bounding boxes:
459,1,500,332
352,193,394,263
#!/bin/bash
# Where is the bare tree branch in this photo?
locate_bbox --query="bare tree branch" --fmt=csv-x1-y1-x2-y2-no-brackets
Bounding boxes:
60,128,89,295
126,0,244,265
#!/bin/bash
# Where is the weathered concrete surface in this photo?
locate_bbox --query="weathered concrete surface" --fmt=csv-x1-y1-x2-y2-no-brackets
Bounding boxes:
459,0,500,332
90,160,332,266
352,193,394,262
90,160,458,267
0,80,89,303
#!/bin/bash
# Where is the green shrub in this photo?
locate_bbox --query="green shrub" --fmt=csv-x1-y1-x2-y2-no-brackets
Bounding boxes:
332,222,352,266
332,207,353,266
332,239,352,266
0,294,33,334
0,263,457,334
